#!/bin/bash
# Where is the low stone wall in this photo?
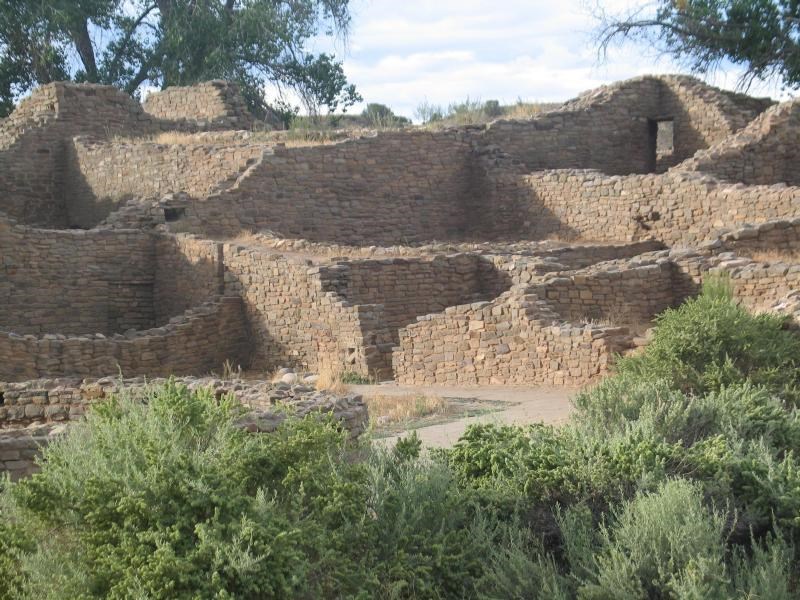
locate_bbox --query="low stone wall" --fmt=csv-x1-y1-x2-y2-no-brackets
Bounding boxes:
0,376,368,480
531,258,677,326
142,81,255,130
318,255,506,340
706,218,800,259
0,425,65,481
673,251,800,313
0,297,249,381
65,138,264,228
392,289,631,386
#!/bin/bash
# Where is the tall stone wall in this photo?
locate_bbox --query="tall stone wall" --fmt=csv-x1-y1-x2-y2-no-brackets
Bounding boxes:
478,75,768,176
221,244,393,376
0,297,249,381
677,99,800,185
392,289,631,386
154,235,224,324
478,167,800,245
0,220,156,335
142,81,255,130
178,130,476,244
65,138,264,228
0,83,154,227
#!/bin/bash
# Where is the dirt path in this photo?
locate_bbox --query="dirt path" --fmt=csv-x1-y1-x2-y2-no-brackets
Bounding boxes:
350,383,578,448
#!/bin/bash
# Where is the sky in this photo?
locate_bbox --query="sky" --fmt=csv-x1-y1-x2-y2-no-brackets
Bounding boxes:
303,0,790,120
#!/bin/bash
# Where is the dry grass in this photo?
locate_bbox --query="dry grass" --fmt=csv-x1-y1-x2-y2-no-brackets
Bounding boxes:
503,101,562,120
314,361,350,394
365,393,451,427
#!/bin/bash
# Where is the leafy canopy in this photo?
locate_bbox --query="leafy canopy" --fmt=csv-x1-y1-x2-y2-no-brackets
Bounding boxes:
0,0,361,118
595,0,800,91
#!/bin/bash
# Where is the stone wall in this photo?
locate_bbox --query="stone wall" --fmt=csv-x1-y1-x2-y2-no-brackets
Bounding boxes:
222,244,393,376
0,425,64,481
142,81,255,130
0,83,154,227
0,376,368,480
531,258,677,326
0,297,249,381
318,255,507,340
708,219,800,259
65,138,264,228
678,99,800,185
154,235,224,324
392,288,631,386
0,219,156,335
479,75,768,176
478,168,800,245
177,130,476,244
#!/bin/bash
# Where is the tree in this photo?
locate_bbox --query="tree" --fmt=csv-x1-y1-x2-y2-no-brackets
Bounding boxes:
593,0,800,91
0,0,361,118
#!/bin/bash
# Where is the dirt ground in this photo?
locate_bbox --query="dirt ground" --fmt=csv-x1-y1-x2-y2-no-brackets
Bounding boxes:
350,383,578,448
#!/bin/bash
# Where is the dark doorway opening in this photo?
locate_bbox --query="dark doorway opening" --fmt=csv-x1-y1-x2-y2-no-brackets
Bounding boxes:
647,118,675,173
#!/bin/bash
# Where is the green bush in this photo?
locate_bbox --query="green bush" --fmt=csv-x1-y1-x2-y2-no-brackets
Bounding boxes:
616,277,800,403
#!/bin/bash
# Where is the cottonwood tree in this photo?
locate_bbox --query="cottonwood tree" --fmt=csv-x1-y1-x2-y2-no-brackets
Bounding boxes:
0,0,361,118
593,0,800,91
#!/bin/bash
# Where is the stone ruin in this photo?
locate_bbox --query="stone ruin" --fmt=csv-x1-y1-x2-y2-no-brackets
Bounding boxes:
1,74,799,477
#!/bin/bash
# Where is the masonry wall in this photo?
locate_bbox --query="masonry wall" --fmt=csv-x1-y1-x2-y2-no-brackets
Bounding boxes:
142,81,255,130
0,426,62,481
478,168,800,245
673,252,800,313
711,219,800,259
655,77,771,171
531,260,677,325
678,100,800,185
178,130,475,244
318,255,505,341
0,221,156,335
0,297,249,381
154,235,224,324
477,76,765,177
0,83,154,227
392,290,631,386
222,244,394,376
65,138,264,228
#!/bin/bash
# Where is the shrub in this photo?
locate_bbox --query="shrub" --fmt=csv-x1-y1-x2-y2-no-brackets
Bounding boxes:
616,277,800,403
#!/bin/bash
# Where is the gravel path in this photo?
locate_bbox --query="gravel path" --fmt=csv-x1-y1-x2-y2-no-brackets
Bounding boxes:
350,383,578,448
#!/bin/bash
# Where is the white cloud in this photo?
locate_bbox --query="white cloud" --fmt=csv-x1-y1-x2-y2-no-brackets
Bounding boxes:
303,0,789,120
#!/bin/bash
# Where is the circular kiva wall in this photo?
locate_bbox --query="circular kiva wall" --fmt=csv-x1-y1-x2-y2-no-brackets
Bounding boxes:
0,221,248,381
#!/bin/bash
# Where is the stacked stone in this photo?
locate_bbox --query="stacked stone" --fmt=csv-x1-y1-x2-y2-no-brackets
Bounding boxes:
679,99,800,185
706,218,800,259
0,297,249,381
392,288,632,386
66,137,264,228
142,81,256,131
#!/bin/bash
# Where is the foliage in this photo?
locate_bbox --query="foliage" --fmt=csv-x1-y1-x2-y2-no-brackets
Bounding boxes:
595,0,800,91
360,102,410,128
0,0,360,118
5,281,800,597
615,276,800,403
